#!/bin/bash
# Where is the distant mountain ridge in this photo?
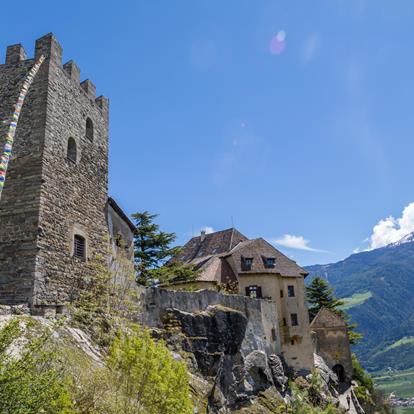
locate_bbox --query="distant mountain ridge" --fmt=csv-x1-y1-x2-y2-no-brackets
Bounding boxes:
306,232,414,372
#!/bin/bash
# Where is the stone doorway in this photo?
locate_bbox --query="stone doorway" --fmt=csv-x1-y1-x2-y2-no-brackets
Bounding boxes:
332,364,346,383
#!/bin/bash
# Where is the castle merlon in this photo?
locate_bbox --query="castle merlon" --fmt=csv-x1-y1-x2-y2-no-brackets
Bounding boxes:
80,79,96,100
6,44,27,65
3,33,107,111
63,60,80,83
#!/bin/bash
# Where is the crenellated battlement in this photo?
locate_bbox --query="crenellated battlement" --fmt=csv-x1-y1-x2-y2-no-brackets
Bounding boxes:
3,33,107,111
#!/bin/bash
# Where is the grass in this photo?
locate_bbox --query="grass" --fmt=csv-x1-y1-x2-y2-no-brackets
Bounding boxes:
395,408,414,414
373,368,414,399
382,337,414,353
340,291,372,310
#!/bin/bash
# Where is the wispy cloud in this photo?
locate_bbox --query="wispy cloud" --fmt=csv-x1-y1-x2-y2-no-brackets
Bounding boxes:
200,226,215,235
272,234,326,252
301,34,319,63
365,202,414,250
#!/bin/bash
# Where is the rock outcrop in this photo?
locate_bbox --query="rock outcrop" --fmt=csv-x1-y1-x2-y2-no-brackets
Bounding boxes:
157,305,285,412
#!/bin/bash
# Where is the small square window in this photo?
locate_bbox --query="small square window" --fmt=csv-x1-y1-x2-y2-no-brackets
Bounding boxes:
291,313,299,326
242,257,253,271
264,257,276,268
288,285,295,297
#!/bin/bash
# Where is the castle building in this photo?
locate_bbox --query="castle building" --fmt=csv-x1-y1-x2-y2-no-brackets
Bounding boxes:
171,228,315,373
310,308,353,383
0,34,134,311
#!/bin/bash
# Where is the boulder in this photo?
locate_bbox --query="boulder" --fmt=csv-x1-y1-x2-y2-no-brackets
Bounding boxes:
244,351,273,393
268,354,288,391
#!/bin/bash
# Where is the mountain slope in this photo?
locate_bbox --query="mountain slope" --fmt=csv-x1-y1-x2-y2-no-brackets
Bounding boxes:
306,238,414,371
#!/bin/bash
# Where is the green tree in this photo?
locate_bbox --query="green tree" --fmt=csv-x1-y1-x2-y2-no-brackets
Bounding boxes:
306,277,345,321
132,211,197,286
306,276,362,344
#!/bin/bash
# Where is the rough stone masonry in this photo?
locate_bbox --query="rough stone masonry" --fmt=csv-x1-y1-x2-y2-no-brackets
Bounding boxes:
0,33,110,309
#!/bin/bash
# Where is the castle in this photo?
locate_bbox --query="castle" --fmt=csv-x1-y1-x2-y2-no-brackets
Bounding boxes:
0,34,353,380
169,228,315,373
0,34,134,312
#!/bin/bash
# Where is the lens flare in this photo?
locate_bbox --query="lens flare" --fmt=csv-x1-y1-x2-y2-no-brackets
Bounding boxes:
270,30,286,55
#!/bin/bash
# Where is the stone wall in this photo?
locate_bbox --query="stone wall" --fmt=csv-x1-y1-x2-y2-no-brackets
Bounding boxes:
238,274,314,373
312,326,353,382
35,34,109,305
137,286,281,357
0,34,109,306
311,309,353,382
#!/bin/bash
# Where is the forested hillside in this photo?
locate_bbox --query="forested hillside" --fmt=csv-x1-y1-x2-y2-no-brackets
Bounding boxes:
306,237,414,371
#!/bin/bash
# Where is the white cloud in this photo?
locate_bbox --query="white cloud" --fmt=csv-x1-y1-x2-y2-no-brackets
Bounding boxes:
200,226,215,235
272,234,325,252
367,202,414,250
302,34,319,63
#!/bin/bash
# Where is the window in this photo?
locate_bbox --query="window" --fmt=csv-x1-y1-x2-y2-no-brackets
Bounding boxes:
115,234,124,248
264,257,276,268
67,137,77,163
290,313,299,326
86,117,94,141
271,328,277,341
287,285,295,297
73,234,86,260
242,257,253,271
245,285,262,299
282,318,287,326
280,289,284,298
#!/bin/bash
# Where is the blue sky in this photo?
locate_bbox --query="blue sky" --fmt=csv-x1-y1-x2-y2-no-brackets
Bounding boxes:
3,0,414,266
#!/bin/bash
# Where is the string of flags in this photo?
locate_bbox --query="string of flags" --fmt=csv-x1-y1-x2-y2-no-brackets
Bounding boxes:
0,55,45,201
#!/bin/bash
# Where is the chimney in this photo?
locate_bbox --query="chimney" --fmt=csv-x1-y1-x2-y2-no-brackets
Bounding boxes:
200,230,206,242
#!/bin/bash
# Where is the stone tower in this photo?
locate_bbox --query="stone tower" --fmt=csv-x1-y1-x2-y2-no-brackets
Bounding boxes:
0,34,110,309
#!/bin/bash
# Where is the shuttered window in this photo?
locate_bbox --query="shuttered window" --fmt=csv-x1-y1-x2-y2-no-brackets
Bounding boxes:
74,234,86,260
245,285,262,299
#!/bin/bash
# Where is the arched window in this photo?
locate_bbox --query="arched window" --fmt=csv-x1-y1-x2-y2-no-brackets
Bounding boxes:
67,137,77,163
73,234,86,260
86,117,94,142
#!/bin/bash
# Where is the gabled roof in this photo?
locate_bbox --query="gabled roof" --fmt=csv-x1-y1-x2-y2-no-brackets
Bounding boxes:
173,228,308,283
193,256,238,284
228,237,308,277
174,228,248,263
310,308,347,329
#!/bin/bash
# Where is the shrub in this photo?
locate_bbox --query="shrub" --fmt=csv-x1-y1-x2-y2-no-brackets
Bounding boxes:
0,319,73,414
70,325,193,414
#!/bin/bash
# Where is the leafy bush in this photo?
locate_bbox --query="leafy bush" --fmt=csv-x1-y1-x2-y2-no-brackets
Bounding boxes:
0,319,73,414
70,325,193,414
